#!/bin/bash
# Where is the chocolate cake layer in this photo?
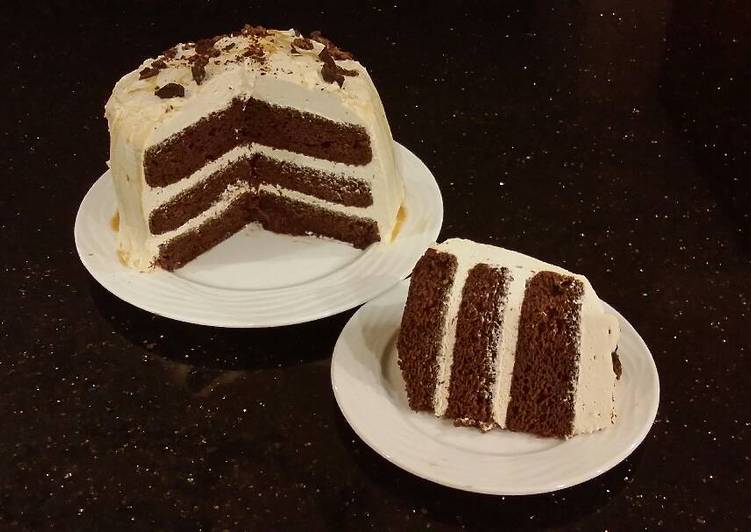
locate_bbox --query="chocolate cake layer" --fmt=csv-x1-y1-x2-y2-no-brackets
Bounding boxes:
445,264,508,428
155,190,379,270
150,157,253,234
146,99,244,188
254,155,372,208
505,271,584,438
149,154,372,235
156,192,252,271
243,99,372,167
397,250,458,411
144,97,372,187
255,191,378,249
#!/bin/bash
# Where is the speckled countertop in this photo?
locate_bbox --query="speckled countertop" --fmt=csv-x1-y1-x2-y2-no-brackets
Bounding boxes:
2,1,749,530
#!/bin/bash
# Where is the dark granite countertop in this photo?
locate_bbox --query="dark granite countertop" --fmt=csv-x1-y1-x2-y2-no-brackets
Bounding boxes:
2,1,749,530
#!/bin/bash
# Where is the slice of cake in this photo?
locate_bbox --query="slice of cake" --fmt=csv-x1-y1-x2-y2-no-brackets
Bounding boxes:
397,239,621,438
105,25,404,270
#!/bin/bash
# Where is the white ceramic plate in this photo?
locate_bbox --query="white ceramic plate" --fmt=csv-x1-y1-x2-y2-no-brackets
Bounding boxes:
331,280,660,495
74,143,442,327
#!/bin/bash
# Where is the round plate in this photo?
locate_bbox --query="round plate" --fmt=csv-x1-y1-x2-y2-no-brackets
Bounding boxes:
331,280,660,495
74,143,442,327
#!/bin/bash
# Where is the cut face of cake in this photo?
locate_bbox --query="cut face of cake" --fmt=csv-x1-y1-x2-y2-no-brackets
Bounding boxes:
105,26,404,270
397,239,622,438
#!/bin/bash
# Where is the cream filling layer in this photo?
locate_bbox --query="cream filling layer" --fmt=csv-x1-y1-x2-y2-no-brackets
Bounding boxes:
491,267,533,428
431,258,472,417
256,184,375,219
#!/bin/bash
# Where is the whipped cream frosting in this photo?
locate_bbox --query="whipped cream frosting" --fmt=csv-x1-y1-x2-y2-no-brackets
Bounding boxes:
105,27,403,270
429,239,621,436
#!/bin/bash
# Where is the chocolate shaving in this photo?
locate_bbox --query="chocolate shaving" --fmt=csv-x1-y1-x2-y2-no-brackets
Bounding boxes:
612,350,623,380
242,43,266,61
310,30,354,60
292,37,313,50
290,45,301,55
191,55,208,85
139,58,168,79
321,62,344,86
339,65,358,76
318,48,358,87
223,42,236,51
195,38,221,58
241,24,269,37
139,66,160,79
162,46,178,59
155,83,185,98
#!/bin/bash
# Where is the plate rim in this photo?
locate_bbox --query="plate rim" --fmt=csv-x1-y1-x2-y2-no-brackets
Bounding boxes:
74,142,443,328
330,279,661,496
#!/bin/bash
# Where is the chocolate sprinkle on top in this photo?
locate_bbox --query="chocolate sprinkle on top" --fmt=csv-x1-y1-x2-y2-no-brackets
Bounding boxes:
162,46,178,59
155,83,185,99
137,26,358,88
195,38,221,58
139,58,168,79
318,48,334,64
139,66,160,79
318,48,358,87
321,62,345,86
292,37,314,50
241,24,269,37
191,55,208,85
310,31,354,60
242,43,266,61
339,65,358,77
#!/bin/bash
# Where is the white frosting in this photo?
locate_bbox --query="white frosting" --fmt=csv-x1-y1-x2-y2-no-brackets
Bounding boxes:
105,28,403,270
573,288,621,433
432,260,470,416
428,239,621,436
492,267,533,428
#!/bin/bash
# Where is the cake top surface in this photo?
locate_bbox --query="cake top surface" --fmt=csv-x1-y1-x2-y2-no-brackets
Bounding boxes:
112,25,366,96
434,239,575,278
433,238,612,316
105,26,380,147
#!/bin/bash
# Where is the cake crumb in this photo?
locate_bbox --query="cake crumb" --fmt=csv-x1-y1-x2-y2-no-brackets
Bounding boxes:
110,210,120,231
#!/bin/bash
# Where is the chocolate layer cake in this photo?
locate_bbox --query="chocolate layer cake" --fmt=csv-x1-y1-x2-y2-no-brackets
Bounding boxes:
397,239,622,438
105,26,404,270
